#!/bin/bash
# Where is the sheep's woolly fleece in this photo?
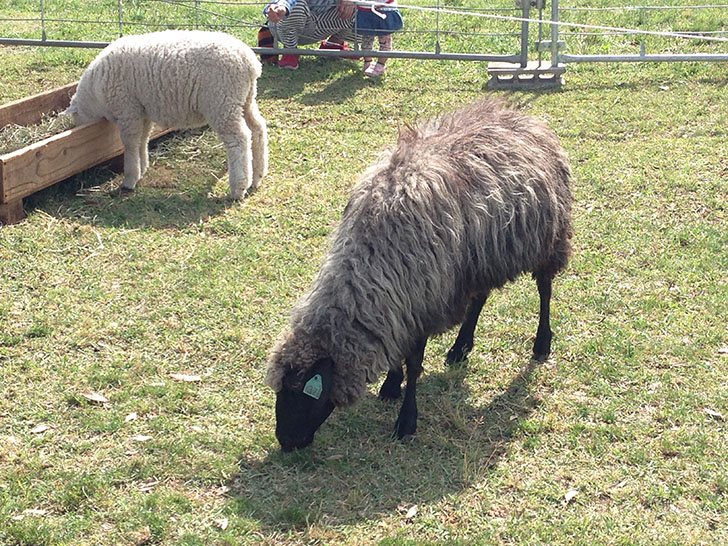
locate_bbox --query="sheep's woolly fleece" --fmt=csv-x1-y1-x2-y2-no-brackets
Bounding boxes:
266,97,573,408
67,29,267,199
69,29,261,129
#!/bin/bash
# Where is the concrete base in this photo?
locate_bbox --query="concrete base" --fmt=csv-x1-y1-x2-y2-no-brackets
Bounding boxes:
487,61,565,90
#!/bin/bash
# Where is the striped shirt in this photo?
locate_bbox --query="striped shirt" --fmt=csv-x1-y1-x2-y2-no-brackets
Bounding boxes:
265,0,340,17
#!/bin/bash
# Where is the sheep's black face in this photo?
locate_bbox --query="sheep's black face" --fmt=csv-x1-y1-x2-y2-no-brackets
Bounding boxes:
275,358,335,452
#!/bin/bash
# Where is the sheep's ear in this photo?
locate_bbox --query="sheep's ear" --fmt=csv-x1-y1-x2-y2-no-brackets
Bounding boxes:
303,358,334,400
309,358,333,382
63,104,78,115
281,367,299,390
281,358,334,395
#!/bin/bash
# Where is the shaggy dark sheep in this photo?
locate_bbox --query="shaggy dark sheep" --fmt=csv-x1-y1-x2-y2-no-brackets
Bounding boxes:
266,98,573,452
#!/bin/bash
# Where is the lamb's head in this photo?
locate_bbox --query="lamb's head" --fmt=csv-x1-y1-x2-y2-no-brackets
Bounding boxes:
266,333,336,452
64,79,106,126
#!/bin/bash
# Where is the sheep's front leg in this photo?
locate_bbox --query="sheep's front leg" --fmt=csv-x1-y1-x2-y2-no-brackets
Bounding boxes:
393,338,427,442
118,118,146,191
532,271,554,361
446,291,489,364
378,365,403,401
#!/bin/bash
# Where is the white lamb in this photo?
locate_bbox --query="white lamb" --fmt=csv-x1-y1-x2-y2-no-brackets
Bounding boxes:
66,30,268,199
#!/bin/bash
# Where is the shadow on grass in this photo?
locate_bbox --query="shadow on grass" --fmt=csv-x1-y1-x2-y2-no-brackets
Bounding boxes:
22,131,237,230
257,57,373,104
229,356,542,532
561,73,728,93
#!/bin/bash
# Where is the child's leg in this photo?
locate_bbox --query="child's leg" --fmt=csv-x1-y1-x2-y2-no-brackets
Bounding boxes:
361,35,375,64
364,34,391,76
377,34,392,65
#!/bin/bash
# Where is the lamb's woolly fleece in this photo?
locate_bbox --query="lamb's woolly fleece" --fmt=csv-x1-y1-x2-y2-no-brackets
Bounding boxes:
266,98,573,407
69,30,267,198
70,30,261,129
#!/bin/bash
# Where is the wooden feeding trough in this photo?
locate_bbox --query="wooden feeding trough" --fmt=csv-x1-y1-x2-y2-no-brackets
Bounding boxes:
0,82,172,225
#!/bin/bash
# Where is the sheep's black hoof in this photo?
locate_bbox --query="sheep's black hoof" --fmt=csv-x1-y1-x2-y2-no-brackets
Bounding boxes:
532,351,550,362
531,344,551,362
393,412,417,441
446,344,471,365
119,185,135,194
378,379,402,401
532,332,552,362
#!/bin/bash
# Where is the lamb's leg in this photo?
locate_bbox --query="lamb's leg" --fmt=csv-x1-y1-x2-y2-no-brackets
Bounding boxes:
243,83,268,191
138,119,153,177
219,122,252,200
118,118,146,191
378,365,404,401
446,291,489,364
393,338,427,442
532,271,554,361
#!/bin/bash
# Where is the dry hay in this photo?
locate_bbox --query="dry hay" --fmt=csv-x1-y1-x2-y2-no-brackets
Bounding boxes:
0,111,76,155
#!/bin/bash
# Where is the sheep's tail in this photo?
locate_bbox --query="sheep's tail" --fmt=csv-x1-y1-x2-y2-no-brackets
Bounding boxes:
246,46,263,79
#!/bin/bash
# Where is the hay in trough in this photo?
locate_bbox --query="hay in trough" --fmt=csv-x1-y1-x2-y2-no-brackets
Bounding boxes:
0,111,76,155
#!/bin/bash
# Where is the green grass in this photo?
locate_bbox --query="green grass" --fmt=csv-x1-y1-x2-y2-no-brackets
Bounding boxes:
1,1,728,544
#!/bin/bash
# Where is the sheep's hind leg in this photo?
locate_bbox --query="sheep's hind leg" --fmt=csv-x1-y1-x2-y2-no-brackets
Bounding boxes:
118,118,146,191
446,291,489,364
378,365,404,401
138,119,153,177
393,338,427,442
218,121,252,200
243,85,268,191
532,271,554,361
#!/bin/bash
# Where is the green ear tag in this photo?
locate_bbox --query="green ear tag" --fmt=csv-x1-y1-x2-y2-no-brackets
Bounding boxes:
303,374,323,400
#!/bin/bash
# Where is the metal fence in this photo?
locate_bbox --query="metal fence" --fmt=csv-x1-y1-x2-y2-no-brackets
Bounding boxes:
557,2,728,63
1,1,728,86
0,0,530,62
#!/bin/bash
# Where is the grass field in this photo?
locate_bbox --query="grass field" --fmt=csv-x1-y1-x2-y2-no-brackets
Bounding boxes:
1,1,727,545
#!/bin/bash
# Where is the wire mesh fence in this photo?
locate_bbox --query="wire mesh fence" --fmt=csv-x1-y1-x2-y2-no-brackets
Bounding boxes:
1,1,727,64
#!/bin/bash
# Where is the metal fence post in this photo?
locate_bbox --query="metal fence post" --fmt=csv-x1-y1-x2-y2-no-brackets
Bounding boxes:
117,0,124,37
520,0,531,67
40,0,46,42
435,0,441,55
551,0,560,66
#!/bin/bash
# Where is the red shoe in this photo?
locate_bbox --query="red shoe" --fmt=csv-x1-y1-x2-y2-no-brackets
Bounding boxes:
278,54,299,70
